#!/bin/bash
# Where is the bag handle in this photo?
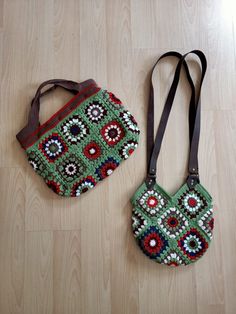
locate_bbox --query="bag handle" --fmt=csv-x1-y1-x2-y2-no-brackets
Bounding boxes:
16,78,97,147
185,51,207,187
147,52,196,167
146,50,207,189
28,79,95,131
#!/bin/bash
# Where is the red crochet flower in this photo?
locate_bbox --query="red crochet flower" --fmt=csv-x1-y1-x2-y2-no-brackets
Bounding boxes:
167,217,179,228
83,142,101,160
71,176,96,196
147,196,158,208
178,228,208,260
101,121,125,146
143,231,164,255
99,161,117,178
96,158,119,180
188,197,197,207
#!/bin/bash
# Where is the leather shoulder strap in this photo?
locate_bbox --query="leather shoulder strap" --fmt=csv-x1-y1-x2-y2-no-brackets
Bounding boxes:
146,50,207,189
147,52,196,168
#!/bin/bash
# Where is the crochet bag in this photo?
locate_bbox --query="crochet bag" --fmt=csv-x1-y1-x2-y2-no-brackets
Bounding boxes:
17,79,140,196
131,51,214,266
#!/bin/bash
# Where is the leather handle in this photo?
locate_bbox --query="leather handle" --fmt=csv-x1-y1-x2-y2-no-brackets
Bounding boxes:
147,52,196,170
16,78,97,147
29,79,96,131
146,50,207,189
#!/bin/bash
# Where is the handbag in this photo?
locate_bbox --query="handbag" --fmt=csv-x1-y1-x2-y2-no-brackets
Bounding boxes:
16,79,140,196
131,51,214,266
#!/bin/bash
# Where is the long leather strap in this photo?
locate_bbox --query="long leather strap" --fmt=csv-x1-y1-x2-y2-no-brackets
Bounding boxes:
146,50,207,189
146,51,197,181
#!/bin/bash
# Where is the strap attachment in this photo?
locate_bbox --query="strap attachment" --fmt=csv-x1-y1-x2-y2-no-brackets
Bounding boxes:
146,172,157,188
187,173,200,188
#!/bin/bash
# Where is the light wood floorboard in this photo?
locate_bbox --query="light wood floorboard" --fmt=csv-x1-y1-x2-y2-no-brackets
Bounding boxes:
0,1,235,313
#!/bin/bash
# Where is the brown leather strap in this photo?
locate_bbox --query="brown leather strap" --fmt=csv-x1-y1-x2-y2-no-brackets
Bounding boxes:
146,50,207,189
29,79,96,131
186,51,207,187
147,52,196,168
16,79,97,146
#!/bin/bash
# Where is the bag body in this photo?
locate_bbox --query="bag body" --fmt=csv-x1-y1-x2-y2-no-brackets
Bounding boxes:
131,51,214,266
17,79,140,197
131,181,213,266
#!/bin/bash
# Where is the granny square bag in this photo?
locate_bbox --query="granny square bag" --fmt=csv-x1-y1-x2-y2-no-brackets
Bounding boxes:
131,51,214,266
17,79,140,196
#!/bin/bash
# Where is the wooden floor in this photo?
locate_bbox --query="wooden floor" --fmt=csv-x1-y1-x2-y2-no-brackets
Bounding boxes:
0,0,236,313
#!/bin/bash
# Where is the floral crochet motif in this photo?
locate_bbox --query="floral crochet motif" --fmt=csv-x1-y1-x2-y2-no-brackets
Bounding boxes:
177,189,208,219
60,115,89,144
101,121,125,146
120,111,140,134
157,207,189,238
178,228,208,260
83,142,102,160
138,189,167,217
198,207,214,239
71,176,96,196
57,154,86,182
139,226,168,259
28,151,47,175
131,182,213,266
85,101,107,123
119,140,138,160
23,88,139,197
95,157,119,180
39,133,67,162
162,250,186,267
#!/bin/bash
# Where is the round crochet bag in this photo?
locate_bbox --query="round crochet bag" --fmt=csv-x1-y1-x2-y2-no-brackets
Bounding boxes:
17,79,140,196
131,51,214,266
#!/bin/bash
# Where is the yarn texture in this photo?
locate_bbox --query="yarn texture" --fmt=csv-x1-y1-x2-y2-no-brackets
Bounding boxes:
25,89,140,196
131,182,214,266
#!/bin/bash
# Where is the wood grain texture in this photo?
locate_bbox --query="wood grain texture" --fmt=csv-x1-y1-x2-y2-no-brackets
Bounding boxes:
0,0,236,313
24,231,53,314
53,231,81,314
0,168,25,314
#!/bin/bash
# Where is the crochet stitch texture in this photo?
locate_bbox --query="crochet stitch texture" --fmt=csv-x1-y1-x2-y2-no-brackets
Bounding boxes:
131,182,214,266
25,89,140,196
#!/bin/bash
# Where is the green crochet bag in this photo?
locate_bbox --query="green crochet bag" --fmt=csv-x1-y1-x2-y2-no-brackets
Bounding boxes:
17,79,140,196
131,51,214,266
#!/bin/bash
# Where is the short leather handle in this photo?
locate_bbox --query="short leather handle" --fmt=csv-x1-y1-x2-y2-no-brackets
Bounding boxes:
29,79,96,131
16,78,97,148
